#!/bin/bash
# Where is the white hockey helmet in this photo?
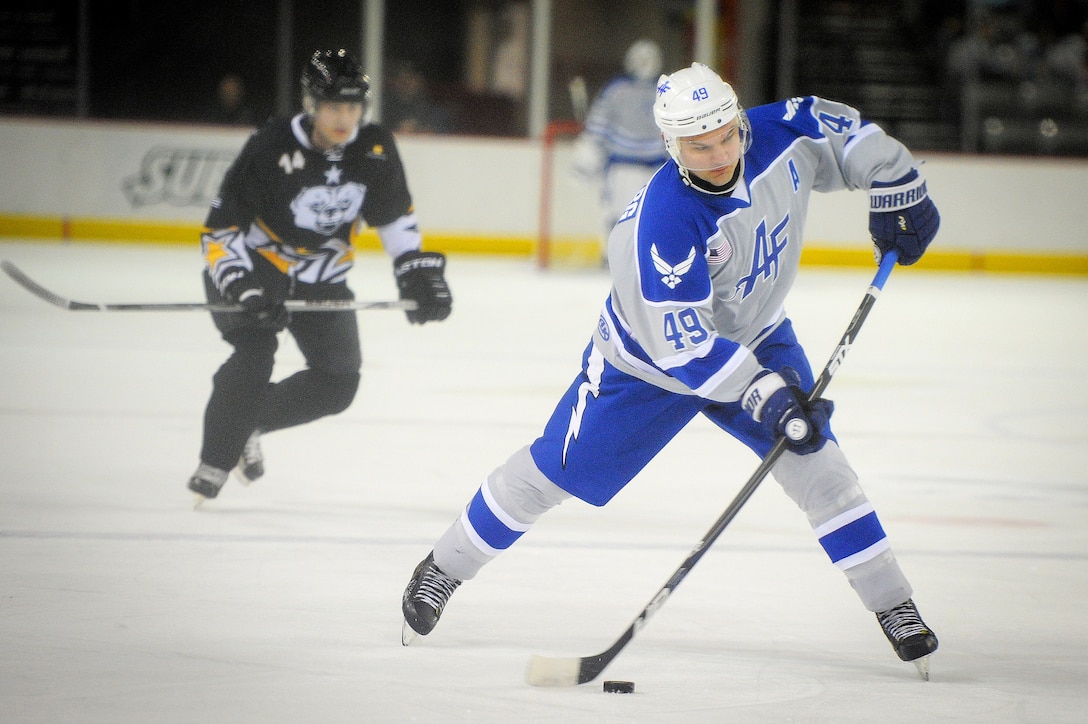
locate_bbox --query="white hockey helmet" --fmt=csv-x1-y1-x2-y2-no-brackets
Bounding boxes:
653,63,752,173
624,39,662,82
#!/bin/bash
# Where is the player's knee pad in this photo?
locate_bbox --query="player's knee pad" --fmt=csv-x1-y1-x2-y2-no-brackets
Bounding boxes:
440,446,570,577
494,445,572,518
314,369,361,415
774,442,894,576
467,446,570,550
771,440,866,524
228,326,278,356
216,331,277,382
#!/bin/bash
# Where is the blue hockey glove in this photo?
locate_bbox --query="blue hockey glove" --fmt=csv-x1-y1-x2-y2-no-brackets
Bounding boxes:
869,169,939,266
224,275,288,330
742,367,834,455
393,251,452,325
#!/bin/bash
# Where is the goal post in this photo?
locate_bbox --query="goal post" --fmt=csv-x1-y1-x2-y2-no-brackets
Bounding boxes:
536,119,602,269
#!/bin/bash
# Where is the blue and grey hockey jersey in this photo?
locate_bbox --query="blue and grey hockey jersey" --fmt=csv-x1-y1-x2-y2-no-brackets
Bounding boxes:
592,95,920,403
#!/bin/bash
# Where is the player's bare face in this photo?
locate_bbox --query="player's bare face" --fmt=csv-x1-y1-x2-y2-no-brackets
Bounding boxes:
311,101,364,150
677,121,743,186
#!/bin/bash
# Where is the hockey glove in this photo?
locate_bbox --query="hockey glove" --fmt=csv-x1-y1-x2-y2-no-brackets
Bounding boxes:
869,169,939,266
224,276,288,331
570,134,605,185
742,367,834,455
393,251,452,325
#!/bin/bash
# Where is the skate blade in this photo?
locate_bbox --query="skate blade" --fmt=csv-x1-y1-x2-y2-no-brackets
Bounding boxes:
401,620,420,646
192,493,209,509
231,468,255,487
912,655,931,681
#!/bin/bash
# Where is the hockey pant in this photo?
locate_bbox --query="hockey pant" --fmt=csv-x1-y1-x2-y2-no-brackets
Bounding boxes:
433,322,912,612
199,270,362,471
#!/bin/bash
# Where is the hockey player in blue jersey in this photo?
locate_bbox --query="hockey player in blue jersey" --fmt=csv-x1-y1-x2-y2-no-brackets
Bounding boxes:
572,39,670,262
402,63,940,672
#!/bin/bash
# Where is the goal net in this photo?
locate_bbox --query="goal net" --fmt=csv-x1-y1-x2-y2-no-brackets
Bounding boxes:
536,119,603,269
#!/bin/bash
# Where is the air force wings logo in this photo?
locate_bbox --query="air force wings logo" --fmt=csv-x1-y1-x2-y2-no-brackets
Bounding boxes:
651,244,696,289
783,97,804,121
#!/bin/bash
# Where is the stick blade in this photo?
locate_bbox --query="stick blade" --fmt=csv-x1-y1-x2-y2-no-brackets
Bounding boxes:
1,259,74,309
525,655,583,687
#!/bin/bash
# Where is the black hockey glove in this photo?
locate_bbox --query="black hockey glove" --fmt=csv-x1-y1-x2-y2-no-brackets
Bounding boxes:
869,169,940,266
224,276,288,331
393,250,452,325
742,367,834,455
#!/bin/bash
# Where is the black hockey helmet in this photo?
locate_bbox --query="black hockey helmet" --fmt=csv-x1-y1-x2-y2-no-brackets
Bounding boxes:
301,49,370,108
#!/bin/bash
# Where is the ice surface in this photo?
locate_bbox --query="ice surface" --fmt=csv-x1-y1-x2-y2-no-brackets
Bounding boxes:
1,241,1086,722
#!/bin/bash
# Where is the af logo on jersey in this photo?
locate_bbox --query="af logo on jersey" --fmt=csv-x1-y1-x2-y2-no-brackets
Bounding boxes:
651,243,696,289
290,183,366,234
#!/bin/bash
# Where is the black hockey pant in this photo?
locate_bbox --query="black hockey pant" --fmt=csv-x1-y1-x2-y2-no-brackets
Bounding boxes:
199,275,362,471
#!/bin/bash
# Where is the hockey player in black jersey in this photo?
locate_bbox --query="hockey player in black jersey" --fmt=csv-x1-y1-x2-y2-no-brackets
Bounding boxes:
188,49,451,502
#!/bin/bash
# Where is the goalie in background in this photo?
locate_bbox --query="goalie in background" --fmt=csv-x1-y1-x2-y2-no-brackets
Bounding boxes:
187,49,452,503
570,39,670,266
402,63,942,675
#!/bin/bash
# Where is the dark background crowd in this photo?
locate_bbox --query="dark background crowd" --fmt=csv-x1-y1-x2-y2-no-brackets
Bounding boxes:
2,0,1086,155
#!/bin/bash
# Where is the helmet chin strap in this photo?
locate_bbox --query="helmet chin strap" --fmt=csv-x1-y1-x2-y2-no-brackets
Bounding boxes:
680,156,744,196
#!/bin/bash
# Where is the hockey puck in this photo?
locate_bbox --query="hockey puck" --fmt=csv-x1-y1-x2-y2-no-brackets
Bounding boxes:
603,680,635,694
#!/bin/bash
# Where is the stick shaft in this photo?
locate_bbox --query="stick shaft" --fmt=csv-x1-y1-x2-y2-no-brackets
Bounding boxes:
1,260,415,312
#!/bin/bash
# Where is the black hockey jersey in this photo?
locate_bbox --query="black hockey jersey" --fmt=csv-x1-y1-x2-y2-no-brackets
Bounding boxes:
202,113,421,288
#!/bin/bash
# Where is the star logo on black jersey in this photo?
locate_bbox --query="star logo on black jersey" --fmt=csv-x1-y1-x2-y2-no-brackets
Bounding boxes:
324,165,343,184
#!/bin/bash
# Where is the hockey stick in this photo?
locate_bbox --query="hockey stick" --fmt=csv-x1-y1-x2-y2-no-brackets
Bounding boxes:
526,250,900,687
1,260,416,312
568,76,588,122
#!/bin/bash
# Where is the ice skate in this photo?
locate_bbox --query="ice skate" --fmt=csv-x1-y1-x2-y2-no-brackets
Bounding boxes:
233,430,264,485
188,463,229,505
401,552,461,645
876,598,938,680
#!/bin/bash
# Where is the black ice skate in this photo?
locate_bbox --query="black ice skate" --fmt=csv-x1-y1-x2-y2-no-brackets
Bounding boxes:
234,430,264,485
401,552,462,645
876,598,939,680
188,463,229,504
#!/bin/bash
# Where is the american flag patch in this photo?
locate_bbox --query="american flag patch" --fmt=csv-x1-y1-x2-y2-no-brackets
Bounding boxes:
707,238,733,265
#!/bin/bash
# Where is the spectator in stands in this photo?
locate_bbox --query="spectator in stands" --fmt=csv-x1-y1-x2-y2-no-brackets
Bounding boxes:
946,9,1035,82
1044,19,1088,84
383,61,451,134
209,73,256,126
